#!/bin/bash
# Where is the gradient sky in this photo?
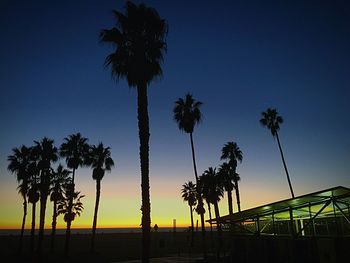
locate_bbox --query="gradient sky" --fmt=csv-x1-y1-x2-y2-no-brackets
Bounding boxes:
1,0,349,229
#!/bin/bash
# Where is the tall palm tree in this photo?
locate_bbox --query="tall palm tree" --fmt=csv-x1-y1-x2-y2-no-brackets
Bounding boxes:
100,2,167,261
33,138,58,252
87,143,114,252
7,145,31,252
181,181,197,248
199,167,223,258
217,162,235,215
199,168,223,232
50,164,71,252
173,93,207,256
59,132,89,255
221,142,243,212
260,108,294,198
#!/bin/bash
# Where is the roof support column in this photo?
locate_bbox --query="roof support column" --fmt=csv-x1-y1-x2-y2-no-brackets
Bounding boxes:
272,210,276,235
332,197,339,236
289,207,295,237
309,203,315,237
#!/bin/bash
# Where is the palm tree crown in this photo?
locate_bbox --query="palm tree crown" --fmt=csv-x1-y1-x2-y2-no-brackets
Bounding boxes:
8,145,32,181
200,167,223,204
217,162,234,192
260,108,283,137
181,181,197,207
100,1,167,86
173,93,203,134
50,164,71,202
58,191,84,223
59,133,89,171
220,142,243,168
87,143,115,181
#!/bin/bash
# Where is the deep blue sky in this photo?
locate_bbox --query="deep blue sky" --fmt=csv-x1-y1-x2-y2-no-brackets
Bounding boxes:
1,0,350,226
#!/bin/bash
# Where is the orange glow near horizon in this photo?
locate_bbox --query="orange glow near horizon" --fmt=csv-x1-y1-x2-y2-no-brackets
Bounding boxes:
2,163,336,231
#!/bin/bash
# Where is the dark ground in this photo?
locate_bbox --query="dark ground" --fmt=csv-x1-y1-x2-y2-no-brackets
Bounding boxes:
0,231,348,262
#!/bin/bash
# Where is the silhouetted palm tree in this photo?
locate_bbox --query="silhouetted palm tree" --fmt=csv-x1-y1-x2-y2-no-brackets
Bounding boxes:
173,93,207,256
181,181,197,247
7,145,32,252
217,162,235,215
199,167,223,258
260,108,294,198
86,143,114,252
58,190,84,225
100,2,167,261
33,138,58,252
59,132,89,255
50,164,71,252
221,142,243,212
199,168,223,232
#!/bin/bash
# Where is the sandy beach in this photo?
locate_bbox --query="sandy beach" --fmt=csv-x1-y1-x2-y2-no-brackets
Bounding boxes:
0,231,221,262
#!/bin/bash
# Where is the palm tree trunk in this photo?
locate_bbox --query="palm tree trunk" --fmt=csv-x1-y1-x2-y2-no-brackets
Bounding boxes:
227,189,233,215
213,202,221,232
64,217,72,256
37,192,48,253
30,202,36,252
37,169,49,253
234,181,241,212
137,84,151,263
189,204,194,248
207,201,214,247
91,179,101,252
51,199,58,252
275,132,294,198
213,201,222,259
189,133,199,182
189,132,207,259
65,168,75,256
19,198,27,253
207,201,213,233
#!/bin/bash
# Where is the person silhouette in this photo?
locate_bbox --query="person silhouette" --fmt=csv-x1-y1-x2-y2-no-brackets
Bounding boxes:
154,224,159,232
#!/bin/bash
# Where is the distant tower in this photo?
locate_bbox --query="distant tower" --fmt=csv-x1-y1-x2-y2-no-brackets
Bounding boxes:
173,219,176,233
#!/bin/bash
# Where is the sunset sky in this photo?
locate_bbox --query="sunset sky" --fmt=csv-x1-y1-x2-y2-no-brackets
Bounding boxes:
1,0,349,230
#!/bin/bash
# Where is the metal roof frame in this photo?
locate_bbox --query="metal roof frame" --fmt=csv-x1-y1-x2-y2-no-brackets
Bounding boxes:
208,186,350,224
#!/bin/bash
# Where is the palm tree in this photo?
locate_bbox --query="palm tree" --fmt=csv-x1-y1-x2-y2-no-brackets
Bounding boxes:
33,138,58,252
7,145,32,252
199,168,223,232
173,93,207,256
26,148,40,252
217,162,235,215
86,143,114,252
221,142,243,212
199,167,223,258
100,2,167,261
50,164,71,252
58,190,84,226
260,108,294,198
59,132,89,255
181,181,197,247
27,174,39,252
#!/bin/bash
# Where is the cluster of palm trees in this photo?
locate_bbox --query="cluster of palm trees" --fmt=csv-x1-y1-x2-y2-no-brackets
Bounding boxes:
179,101,294,241
7,133,114,255
179,109,292,259
175,93,245,257
180,137,243,244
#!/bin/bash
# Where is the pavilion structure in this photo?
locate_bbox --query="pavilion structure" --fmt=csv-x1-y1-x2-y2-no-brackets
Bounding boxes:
208,186,350,237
